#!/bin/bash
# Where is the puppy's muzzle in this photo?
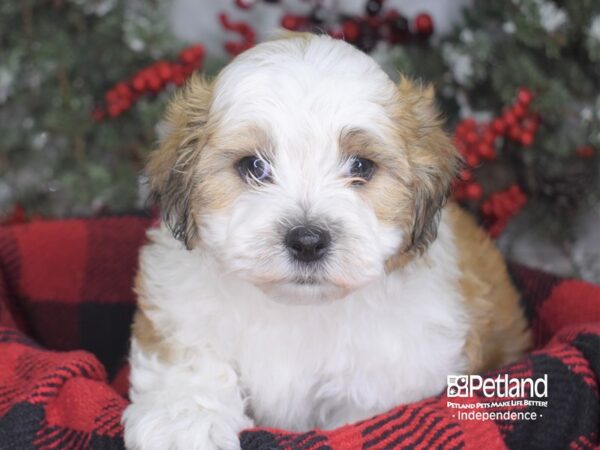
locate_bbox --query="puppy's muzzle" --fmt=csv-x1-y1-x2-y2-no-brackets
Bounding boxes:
285,225,331,263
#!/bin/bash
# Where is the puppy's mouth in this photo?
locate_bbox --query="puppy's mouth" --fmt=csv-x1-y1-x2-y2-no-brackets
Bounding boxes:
292,275,321,285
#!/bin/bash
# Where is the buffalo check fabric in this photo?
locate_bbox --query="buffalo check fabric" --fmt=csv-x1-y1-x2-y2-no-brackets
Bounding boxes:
0,216,599,450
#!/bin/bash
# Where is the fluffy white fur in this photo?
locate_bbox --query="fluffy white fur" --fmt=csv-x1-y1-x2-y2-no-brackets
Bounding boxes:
125,217,468,450
124,35,470,450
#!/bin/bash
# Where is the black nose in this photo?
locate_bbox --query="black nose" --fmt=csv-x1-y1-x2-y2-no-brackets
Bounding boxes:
285,225,331,262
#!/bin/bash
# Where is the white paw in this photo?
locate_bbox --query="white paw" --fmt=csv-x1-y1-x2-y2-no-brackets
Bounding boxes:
123,402,253,450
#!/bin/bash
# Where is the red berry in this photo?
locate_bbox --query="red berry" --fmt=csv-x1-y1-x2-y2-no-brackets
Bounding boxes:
179,49,195,65
478,143,496,160
466,182,483,200
492,118,506,134
482,129,496,144
466,131,478,144
282,14,300,30
513,104,526,119
180,45,204,65
190,45,205,59
156,61,173,81
414,13,434,38
466,153,480,167
105,88,120,104
491,201,503,217
132,75,146,92
503,111,517,127
459,169,472,181
342,20,361,42
498,200,512,217
114,82,132,99
463,118,477,130
454,129,467,141
508,125,522,141
147,74,162,92
517,87,534,107
520,132,534,147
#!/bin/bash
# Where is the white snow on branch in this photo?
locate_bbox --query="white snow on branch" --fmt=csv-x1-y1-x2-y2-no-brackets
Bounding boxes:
513,0,567,32
589,16,600,42
442,45,474,85
503,21,517,34
0,68,14,104
537,0,567,32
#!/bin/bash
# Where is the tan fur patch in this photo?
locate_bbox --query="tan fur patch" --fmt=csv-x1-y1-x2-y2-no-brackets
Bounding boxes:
447,203,532,372
195,126,272,215
145,74,215,249
388,77,461,256
131,274,177,362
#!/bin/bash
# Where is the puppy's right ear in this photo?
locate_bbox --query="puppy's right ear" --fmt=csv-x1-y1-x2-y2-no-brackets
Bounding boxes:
146,74,212,250
393,77,461,255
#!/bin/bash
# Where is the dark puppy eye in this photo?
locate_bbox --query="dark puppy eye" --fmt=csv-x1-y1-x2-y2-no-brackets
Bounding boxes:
348,157,376,183
237,156,272,183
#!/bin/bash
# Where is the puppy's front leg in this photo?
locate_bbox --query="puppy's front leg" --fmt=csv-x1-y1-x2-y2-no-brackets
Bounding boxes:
123,338,253,450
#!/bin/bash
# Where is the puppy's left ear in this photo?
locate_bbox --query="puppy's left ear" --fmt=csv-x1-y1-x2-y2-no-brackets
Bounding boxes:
395,77,461,254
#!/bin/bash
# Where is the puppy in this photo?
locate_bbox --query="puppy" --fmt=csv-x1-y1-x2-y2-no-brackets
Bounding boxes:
123,33,531,450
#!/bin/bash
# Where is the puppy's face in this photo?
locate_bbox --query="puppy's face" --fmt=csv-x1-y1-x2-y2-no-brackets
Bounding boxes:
148,35,459,304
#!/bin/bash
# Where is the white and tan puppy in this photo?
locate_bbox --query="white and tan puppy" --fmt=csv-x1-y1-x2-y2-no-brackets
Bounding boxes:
123,33,531,450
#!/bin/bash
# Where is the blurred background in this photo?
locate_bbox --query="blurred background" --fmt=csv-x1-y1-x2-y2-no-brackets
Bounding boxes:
1,0,599,281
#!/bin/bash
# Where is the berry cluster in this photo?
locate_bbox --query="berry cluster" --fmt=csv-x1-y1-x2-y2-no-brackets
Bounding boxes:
284,7,434,53
480,185,528,238
93,45,205,120
219,13,256,56
229,0,433,54
453,87,538,202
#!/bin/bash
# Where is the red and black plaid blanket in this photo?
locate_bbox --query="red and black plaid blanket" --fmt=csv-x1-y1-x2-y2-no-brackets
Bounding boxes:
0,216,598,449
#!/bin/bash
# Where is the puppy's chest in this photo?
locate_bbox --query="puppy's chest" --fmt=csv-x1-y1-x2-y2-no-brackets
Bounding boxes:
231,284,469,429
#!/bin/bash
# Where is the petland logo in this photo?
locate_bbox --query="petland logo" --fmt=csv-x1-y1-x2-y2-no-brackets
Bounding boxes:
447,374,548,398
446,375,549,421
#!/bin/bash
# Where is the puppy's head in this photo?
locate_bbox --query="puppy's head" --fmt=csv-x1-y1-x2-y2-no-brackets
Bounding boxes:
148,34,459,304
